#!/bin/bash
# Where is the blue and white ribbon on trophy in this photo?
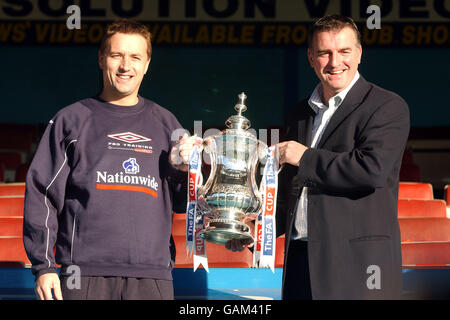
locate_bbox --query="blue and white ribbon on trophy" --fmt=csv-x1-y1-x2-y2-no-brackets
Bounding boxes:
253,145,279,272
186,137,209,272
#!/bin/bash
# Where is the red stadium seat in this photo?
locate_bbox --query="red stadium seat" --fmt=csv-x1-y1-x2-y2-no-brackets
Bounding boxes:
172,235,191,267
0,215,30,267
401,242,450,268
0,187,29,267
398,199,447,218
399,218,450,242
172,213,186,236
0,196,25,217
0,183,26,196
0,216,23,237
0,238,31,267
275,235,285,268
398,182,433,200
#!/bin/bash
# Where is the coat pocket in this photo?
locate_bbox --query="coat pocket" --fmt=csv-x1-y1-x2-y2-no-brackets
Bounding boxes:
349,235,390,243
347,236,394,299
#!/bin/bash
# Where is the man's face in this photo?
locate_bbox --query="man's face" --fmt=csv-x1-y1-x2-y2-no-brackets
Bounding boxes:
98,32,150,105
308,27,362,101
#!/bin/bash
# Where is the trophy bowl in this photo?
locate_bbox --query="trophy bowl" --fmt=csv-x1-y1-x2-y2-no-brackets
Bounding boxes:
196,93,267,245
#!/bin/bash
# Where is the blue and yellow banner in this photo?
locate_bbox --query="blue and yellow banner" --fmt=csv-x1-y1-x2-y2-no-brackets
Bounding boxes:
0,0,449,47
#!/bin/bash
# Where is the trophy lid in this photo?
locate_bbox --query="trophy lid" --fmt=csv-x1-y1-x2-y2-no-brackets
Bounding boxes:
225,92,251,130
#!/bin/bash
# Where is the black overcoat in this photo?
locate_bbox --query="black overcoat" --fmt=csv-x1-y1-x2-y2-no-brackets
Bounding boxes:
276,76,410,299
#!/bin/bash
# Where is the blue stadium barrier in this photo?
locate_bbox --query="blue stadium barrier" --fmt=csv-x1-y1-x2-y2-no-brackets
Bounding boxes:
1,267,449,300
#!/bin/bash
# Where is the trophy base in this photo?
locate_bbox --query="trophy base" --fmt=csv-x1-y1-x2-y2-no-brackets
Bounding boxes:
199,219,253,246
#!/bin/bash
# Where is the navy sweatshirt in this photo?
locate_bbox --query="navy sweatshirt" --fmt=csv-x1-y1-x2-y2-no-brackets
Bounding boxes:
23,96,187,280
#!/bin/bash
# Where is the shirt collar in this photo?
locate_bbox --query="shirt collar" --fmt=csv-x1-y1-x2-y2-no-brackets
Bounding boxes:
308,71,360,114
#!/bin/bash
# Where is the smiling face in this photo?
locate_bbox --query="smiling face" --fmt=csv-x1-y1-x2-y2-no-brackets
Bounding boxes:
98,32,151,106
308,26,362,103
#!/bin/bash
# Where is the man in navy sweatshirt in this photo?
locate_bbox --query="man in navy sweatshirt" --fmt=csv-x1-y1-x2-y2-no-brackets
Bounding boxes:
23,19,192,300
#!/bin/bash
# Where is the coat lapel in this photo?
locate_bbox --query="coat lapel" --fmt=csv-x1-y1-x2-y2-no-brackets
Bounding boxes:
317,76,371,149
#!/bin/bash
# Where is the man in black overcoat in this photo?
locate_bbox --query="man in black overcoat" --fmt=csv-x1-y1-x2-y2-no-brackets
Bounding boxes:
276,14,410,299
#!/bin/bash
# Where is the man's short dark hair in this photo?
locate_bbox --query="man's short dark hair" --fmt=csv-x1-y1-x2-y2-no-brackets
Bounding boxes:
308,14,361,49
100,19,152,60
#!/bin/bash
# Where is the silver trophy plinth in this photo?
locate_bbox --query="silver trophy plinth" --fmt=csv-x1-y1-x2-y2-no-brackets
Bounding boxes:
197,93,266,245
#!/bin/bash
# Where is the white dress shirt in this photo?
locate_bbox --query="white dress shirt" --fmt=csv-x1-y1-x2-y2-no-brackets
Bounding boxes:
291,72,360,240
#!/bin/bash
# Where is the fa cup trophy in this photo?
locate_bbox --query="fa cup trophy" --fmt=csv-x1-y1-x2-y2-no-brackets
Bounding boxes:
186,92,279,271
197,92,264,245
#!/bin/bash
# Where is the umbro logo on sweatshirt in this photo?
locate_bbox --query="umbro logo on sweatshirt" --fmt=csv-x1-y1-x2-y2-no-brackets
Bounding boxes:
107,132,153,154
108,132,151,143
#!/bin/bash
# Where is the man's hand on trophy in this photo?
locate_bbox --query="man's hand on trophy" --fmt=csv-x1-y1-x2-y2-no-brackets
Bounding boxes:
225,237,254,252
225,218,255,252
276,141,308,167
169,133,203,172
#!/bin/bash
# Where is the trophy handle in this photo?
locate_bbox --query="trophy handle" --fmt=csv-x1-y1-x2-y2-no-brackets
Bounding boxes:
198,136,216,195
255,140,268,199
